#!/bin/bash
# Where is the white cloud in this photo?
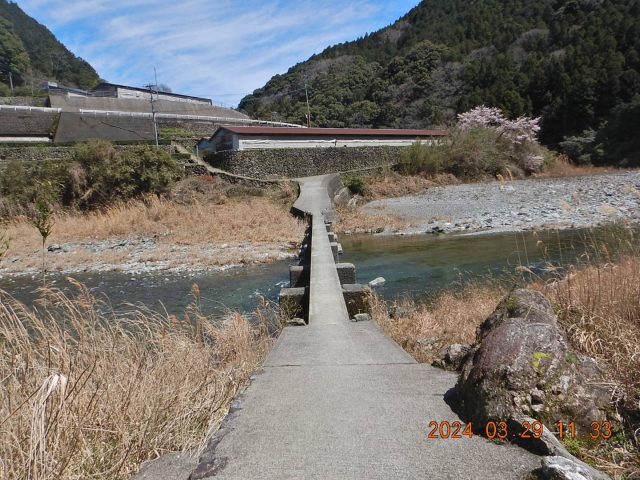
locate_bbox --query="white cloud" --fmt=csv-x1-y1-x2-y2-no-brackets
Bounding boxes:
15,0,420,107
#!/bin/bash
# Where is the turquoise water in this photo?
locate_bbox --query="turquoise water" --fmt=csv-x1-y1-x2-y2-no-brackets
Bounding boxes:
1,262,290,318
1,227,628,316
339,228,627,301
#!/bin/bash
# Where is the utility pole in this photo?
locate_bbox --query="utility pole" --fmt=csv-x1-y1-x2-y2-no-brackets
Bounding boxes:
303,75,311,128
144,70,159,147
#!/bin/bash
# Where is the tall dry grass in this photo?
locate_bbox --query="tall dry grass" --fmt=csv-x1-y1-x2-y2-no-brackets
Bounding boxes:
8,195,304,247
527,252,640,476
370,282,506,363
1,195,305,274
334,205,418,234
532,255,640,421
0,281,277,479
538,154,612,178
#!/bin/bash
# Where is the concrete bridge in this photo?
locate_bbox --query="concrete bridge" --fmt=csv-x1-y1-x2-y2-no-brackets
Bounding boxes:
135,174,539,479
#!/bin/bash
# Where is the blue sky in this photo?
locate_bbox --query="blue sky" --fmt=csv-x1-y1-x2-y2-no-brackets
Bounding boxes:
15,0,421,107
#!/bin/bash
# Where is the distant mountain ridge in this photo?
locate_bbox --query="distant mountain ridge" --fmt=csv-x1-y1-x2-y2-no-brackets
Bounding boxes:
240,0,640,152
0,0,100,91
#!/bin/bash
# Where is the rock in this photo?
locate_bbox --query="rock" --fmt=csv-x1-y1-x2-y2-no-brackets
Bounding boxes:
286,317,306,326
334,187,351,206
47,244,61,252
457,289,611,433
434,343,471,371
351,313,371,322
541,455,610,480
368,277,386,287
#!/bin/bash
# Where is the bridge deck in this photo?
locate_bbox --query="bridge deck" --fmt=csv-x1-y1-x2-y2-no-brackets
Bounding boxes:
133,175,539,480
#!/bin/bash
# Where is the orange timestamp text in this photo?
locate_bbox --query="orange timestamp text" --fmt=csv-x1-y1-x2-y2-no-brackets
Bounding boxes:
427,420,545,439
427,421,613,440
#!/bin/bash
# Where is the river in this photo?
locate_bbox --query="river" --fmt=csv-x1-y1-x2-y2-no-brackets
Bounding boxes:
0,227,629,317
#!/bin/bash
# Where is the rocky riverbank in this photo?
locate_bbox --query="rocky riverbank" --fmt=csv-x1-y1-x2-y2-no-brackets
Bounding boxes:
0,235,298,278
362,171,640,235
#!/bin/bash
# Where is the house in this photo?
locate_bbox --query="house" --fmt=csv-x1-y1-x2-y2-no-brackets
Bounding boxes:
196,136,215,156
90,82,212,105
43,81,91,98
207,126,448,152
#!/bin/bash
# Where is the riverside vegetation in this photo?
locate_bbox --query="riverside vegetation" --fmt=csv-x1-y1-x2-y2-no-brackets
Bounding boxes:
0,281,281,479
0,139,304,275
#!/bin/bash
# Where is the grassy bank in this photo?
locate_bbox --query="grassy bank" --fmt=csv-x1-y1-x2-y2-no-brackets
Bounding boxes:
1,177,304,274
371,246,640,477
0,282,279,479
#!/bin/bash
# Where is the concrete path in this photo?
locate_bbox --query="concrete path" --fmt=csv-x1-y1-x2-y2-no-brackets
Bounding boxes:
134,174,540,479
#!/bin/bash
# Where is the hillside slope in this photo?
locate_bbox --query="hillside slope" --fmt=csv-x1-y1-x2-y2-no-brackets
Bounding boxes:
0,0,100,91
240,0,640,159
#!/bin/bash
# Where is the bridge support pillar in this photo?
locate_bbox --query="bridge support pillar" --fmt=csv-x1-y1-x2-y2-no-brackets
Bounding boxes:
336,263,356,285
290,265,310,288
330,242,339,263
342,283,372,318
279,287,308,323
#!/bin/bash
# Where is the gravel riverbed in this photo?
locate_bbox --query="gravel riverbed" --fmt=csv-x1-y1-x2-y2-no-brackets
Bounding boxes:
362,171,640,235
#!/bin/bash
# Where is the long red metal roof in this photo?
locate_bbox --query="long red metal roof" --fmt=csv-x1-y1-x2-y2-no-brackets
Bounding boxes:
215,126,448,136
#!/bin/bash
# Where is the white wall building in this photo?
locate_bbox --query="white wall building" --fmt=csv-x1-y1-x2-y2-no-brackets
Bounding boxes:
208,126,448,152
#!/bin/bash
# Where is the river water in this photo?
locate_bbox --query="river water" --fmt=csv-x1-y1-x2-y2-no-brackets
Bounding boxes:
0,227,628,317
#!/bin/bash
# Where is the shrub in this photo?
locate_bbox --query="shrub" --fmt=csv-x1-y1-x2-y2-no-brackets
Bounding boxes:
396,107,550,180
345,176,366,195
66,140,182,209
397,139,441,177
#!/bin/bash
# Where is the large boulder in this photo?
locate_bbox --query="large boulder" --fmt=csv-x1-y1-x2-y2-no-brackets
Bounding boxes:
457,289,611,435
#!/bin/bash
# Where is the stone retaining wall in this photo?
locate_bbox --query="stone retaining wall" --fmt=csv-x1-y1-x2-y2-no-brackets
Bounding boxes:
205,146,400,179
0,144,177,163
0,97,48,107
157,119,224,135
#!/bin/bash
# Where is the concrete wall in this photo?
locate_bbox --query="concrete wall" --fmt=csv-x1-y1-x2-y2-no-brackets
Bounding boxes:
205,146,400,179
49,96,250,119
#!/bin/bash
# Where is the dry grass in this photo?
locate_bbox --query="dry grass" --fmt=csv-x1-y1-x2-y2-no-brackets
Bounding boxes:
528,255,640,477
9,195,303,246
538,154,613,178
2,195,304,274
359,170,435,200
370,282,507,363
347,169,459,201
0,281,278,479
333,205,418,234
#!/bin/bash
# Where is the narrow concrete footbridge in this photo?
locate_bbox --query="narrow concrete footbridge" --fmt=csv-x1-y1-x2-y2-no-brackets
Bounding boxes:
137,174,540,479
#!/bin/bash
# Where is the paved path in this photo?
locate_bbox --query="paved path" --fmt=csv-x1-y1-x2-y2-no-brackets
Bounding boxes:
134,174,539,479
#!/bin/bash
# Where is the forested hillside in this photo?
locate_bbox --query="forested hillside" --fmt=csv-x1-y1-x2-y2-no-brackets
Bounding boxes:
0,0,100,92
240,0,640,165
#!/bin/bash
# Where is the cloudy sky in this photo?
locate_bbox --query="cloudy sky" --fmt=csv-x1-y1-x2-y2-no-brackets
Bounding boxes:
16,0,420,107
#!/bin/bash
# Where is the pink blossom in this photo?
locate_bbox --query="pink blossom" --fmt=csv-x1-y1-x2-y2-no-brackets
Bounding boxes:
457,106,540,144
